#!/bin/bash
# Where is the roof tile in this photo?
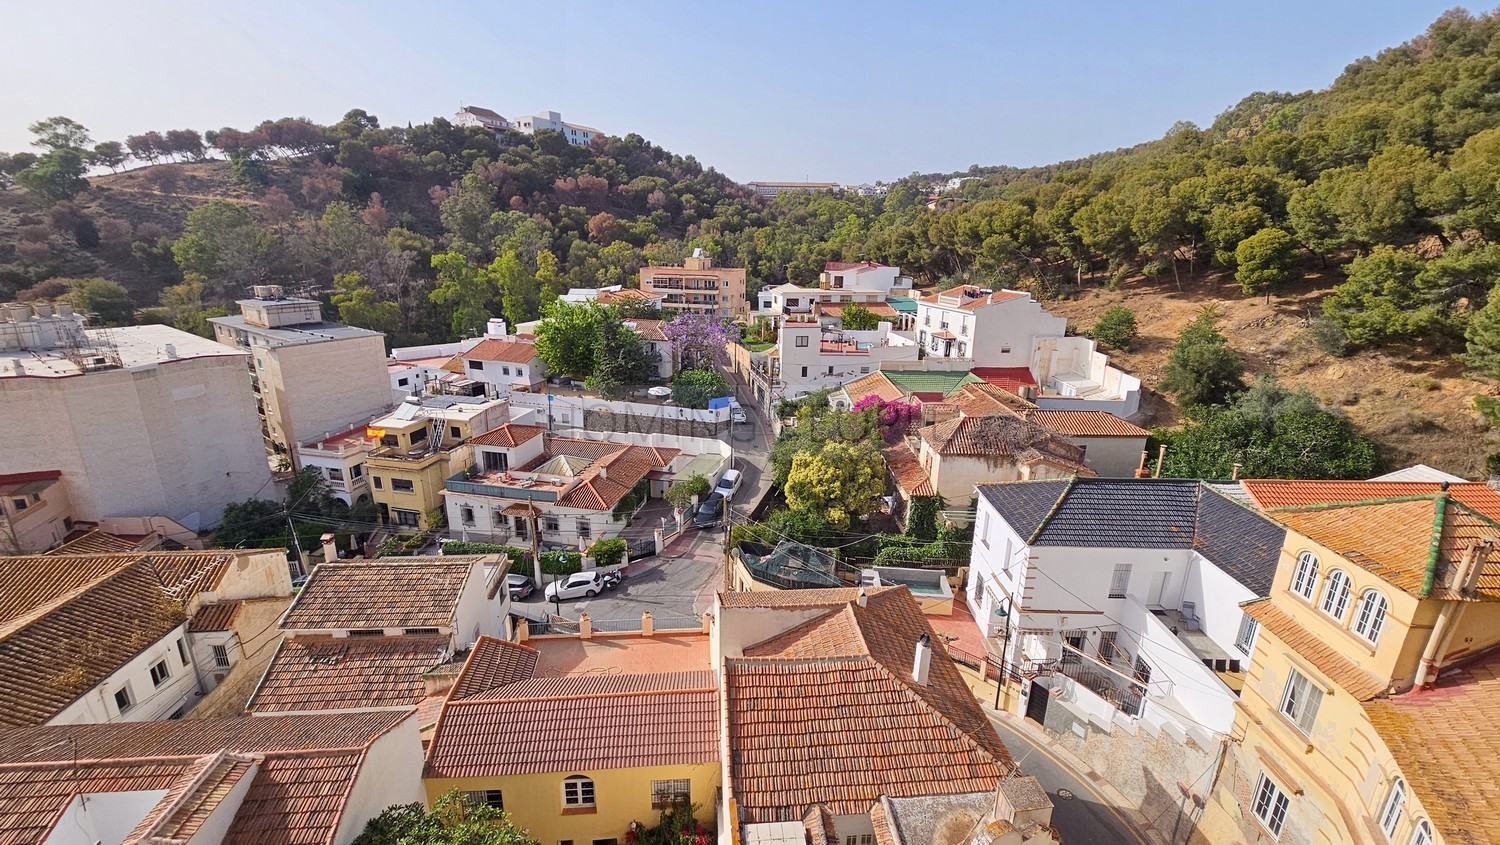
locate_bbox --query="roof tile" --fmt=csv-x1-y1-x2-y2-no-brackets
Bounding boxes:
249,636,452,713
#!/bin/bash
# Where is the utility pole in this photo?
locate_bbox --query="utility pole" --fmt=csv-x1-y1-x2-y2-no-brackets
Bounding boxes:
285,509,306,577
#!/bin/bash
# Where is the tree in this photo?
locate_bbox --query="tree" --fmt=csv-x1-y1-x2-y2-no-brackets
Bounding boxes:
666,473,711,510
352,790,538,845
661,312,739,370
173,200,273,299
1465,292,1500,380
90,141,127,172
332,272,400,335
671,368,731,409
839,301,881,331
60,278,134,325
158,275,225,337
1161,309,1245,410
28,116,91,152
784,441,886,529
16,148,89,202
1322,247,1438,346
430,251,500,340
851,394,921,445
1234,227,1300,300
588,314,656,398
1089,306,1138,350
534,300,606,377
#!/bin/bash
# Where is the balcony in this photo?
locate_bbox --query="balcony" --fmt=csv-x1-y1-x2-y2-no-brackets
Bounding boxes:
445,465,562,502
1054,642,1147,717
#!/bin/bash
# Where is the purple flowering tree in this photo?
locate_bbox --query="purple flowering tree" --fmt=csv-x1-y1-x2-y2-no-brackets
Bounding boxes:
662,312,741,370
852,394,922,445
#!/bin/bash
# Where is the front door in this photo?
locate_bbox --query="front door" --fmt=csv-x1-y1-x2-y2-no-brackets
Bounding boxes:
1025,680,1050,724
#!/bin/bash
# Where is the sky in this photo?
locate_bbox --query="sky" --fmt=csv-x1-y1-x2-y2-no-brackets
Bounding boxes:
0,0,1469,183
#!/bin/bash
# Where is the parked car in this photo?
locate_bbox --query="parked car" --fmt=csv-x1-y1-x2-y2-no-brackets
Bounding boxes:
545,570,605,601
714,468,743,500
505,573,534,600
692,492,726,529
731,407,749,424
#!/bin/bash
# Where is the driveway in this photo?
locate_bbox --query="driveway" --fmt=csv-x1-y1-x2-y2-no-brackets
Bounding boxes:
988,714,1154,845
515,528,723,623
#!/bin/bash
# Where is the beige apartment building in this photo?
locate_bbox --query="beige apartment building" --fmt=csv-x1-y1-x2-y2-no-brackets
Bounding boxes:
639,250,748,319
211,286,391,469
0,302,272,531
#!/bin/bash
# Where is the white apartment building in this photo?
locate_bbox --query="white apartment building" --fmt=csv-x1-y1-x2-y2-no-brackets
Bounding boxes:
760,261,913,327
511,110,601,145
0,302,273,530
211,286,391,470
771,316,919,400
454,104,512,132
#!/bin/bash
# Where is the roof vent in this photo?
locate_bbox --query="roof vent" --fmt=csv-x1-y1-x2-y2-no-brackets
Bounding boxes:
913,633,932,686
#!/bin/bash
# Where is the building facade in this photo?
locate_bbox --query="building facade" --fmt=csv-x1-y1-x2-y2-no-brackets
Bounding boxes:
365,395,512,532
745,181,839,197
511,110,601,145
640,251,748,319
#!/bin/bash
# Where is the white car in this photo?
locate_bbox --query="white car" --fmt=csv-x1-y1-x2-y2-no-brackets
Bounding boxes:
731,407,749,424
544,571,604,601
714,468,743,500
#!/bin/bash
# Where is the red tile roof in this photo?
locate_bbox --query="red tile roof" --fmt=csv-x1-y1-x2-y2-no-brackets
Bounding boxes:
448,636,539,700
281,558,489,631
248,635,452,713
918,415,1091,473
1242,599,1388,700
189,600,244,633
46,529,141,555
841,371,905,403
1242,480,1500,520
597,287,658,305
425,671,718,778
952,382,1036,416
1022,410,1148,437
935,285,1031,310
969,367,1038,393
470,422,547,448
884,442,935,498
458,338,540,364
625,317,668,341
825,261,889,272
725,587,1012,822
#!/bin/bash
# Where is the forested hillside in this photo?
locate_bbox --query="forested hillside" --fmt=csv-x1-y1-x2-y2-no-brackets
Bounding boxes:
2,8,1500,472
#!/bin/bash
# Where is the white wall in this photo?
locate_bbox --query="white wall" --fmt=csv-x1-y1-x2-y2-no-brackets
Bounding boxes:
1181,553,1259,656
1120,597,1237,734
51,625,199,725
1066,435,1147,478
452,561,511,647
509,391,730,426
330,715,429,845
713,604,842,664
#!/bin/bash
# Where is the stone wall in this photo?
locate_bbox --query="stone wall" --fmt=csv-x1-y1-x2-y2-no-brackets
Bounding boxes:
583,409,725,439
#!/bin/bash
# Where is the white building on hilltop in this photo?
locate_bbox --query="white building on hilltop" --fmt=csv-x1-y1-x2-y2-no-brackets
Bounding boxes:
512,110,601,146
0,302,272,530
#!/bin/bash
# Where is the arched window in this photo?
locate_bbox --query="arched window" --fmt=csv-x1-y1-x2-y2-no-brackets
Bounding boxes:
1320,570,1351,621
1290,551,1320,600
1378,778,1406,838
1352,589,1389,644
562,775,595,807
1409,820,1432,845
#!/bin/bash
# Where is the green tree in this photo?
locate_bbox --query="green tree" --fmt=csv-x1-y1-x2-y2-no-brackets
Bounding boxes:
430,251,499,340
15,148,89,202
173,200,272,299
1322,247,1438,346
90,141,127,172
1465,292,1500,380
1161,309,1245,410
157,275,228,337
588,314,655,398
840,301,881,330
784,441,886,530
61,278,135,325
332,272,400,336
490,251,540,327
534,300,606,378
352,790,539,845
666,473,711,510
1234,227,1300,300
1089,306,1138,350
28,116,92,152
670,369,730,409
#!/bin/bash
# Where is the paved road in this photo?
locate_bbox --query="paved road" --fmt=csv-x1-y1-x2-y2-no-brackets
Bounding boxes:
990,715,1152,845
516,529,724,622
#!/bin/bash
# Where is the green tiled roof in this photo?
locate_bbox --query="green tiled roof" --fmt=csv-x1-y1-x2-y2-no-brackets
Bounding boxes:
882,370,982,396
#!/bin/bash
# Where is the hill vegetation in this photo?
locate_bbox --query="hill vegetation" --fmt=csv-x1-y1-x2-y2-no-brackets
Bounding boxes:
2,8,1499,472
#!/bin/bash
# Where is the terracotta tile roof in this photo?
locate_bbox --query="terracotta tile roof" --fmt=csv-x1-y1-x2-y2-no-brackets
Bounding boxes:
841,371,905,403
720,587,891,608
816,301,900,319
1242,480,1500,521
470,422,547,448
0,470,62,488
425,671,718,778
917,415,1093,474
281,559,481,631
952,382,1036,416
1265,496,1500,600
825,261,889,272
598,287,658,304
884,442,935,498
519,442,680,512
189,599,244,633
248,636,451,713
0,757,205,845
458,337,539,364
448,636,539,700
45,529,142,555
1242,599,1388,700
467,671,718,702
934,285,1031,311
1364,646,1500,844
725,587,1012,822
625,317,668,341
969,367,1038,394
1022,409,1148,437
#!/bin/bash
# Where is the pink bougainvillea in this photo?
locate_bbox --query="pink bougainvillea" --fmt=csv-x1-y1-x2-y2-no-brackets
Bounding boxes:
852,394,922,444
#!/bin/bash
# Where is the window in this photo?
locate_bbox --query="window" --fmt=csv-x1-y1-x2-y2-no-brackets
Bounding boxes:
1290,551,1319,599
860,366,869,373
450,426,461,440
1379,779,1406,838
398,377,410,387
1280,668,1324,734
1410,820,1433,845
563,775,595,807
544,516,560,533
380,435,399,448
501,366,511,376
1000,345,1012,354
468,360,484,370
410,427,429,445
516,366,525,377
393,508,420,527
1320,570,1351,620
349,629,385,637
1234,613,1259,655
150,659,171,687
801,367,808,378
460,506,475,526
372,476,383,490
827,365,835,374
1108,563,1132,598
212,644,231,669
351,464,363,479
577,519,591,539
327,467,344,481
404,627,441,635
957,342,966,356
391,478,415,493
176,638,189,667
795,336,809,348
515,519,529,540
483,451,509,472
1352,589,1389,644
11,498,27,512
651,779,690,808
462,790,504,810
1098,630,1121,664
1251,773,1290,836
113,686,133,714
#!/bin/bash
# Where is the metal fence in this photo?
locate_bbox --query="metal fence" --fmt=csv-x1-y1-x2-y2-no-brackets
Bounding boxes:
591,617,645,633
1057,643,1146,717
653,614,703,631
527,620,580,637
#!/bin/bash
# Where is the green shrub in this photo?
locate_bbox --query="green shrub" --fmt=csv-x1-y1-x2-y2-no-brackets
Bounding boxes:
589,538,627,568
539,550,582,576
613,480,649,521
1089,306,1138,350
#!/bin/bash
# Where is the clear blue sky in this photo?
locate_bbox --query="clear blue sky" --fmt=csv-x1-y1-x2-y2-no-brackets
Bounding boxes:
1,1,1466,183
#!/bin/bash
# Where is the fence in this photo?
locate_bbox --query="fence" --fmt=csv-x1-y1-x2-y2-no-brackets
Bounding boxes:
653,614,704,631
1057,643,1147,717
527,620,580,637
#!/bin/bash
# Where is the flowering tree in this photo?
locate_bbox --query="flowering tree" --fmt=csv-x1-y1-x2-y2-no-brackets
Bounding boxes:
662,312,740,370
852,394,922,444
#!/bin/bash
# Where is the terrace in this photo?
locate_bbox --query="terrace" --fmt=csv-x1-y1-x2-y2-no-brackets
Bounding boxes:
447,465,570,502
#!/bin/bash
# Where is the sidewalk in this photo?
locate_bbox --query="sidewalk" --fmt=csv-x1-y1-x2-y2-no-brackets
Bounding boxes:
978,697,1171,845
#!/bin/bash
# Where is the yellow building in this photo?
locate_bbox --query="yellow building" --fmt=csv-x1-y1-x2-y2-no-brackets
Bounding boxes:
424,637,720,845
365,396,508,532
1197,481,1500,845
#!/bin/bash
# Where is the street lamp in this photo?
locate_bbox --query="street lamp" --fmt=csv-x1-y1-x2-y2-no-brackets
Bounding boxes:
992,597,1012,711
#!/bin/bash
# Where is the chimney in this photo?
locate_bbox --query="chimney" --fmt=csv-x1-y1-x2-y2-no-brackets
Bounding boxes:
912,634,932,686
857,588,868,608
486,318,508,339
320,532,338,562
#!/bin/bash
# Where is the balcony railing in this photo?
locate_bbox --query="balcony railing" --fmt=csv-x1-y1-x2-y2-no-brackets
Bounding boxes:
446,466,561,502
1055,643,1147,717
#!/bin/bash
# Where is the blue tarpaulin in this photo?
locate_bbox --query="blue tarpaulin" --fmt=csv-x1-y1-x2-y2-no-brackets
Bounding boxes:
707,396,732,410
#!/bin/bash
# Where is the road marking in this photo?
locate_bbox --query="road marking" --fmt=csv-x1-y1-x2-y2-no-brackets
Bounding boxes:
992,718,1152,845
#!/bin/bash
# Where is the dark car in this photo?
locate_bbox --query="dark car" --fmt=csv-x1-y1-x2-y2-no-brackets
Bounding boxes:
505,573,535,600
691,492,726,529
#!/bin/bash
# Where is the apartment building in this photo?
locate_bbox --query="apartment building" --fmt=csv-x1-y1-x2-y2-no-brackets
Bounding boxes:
639,250,748,319
511,109,601,145
365,394,513,532
1196,480,1500,845
770,315,919,401
0,302,272,530
211,285,391,469
0,470,70,553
